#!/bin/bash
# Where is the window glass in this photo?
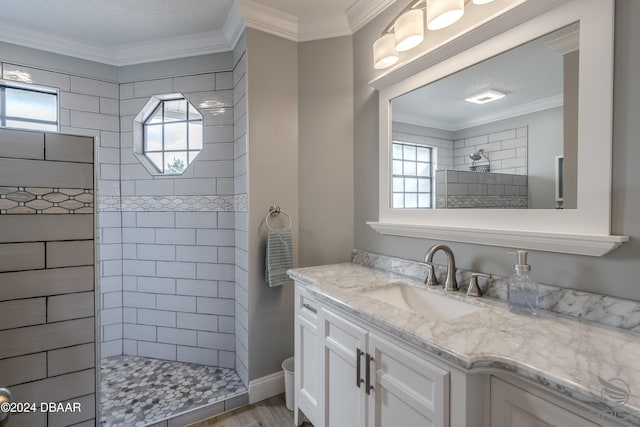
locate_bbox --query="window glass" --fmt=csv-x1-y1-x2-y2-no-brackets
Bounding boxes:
392,141,434,209
1,83,58,131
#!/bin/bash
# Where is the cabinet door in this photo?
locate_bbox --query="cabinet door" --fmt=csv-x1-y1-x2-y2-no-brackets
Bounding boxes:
295,288,322,426
321,307,368,427
491,377,600,427
367,333,449,427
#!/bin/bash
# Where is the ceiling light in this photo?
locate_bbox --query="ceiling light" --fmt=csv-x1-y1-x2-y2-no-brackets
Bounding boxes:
472,0,495,4
373,34,399,69
426,0,465,30
394,9,424,52
465,90,506,104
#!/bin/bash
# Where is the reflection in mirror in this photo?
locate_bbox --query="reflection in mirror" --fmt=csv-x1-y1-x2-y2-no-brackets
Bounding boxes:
390,24,578,210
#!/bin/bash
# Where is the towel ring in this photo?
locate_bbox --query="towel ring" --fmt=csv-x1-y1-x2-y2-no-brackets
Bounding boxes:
266,204,292,230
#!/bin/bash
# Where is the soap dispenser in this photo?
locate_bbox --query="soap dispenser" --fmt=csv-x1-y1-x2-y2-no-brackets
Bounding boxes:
507,250,538,315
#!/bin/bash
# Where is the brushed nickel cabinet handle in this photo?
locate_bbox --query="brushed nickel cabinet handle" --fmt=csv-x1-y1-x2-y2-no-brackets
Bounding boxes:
365,353,374,395
356,348,364,388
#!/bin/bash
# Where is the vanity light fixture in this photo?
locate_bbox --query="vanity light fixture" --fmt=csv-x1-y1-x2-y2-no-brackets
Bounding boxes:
427,0,465,31
464,90,506,104
373,0,496,70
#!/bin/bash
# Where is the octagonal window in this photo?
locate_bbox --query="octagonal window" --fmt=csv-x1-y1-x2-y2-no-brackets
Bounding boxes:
133,94,203,175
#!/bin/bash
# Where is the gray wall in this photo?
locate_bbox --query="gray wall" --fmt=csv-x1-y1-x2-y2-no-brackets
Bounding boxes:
354,0,640,302
246,29,298,381
298,37,355,267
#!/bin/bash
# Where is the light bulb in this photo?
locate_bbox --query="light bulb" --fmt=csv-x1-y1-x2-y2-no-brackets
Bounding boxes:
426,0,464,31
373,34,399,69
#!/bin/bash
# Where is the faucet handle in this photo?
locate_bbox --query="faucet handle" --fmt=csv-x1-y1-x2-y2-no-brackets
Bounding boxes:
467,272,491,297
423,263,440,287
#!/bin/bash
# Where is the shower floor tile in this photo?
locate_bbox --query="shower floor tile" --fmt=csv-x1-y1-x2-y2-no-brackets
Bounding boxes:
100,355,247,427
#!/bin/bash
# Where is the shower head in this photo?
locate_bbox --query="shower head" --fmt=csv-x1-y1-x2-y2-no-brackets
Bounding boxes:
469,149,485,161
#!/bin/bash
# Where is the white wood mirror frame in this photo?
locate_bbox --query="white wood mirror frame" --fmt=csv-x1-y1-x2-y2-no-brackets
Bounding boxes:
368,0,628,256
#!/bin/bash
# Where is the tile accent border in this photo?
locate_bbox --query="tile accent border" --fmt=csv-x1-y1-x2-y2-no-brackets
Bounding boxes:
352,249,640,333
436,195,528,208
0,187,94,214
98,194,247,212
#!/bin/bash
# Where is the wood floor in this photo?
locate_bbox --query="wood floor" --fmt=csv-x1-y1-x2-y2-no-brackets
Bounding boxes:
188,394,314,427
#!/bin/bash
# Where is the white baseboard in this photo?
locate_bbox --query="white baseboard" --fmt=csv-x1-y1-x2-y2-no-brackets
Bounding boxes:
248,371,285,404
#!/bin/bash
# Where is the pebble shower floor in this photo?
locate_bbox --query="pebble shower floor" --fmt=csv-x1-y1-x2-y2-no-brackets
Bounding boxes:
100,355,247,426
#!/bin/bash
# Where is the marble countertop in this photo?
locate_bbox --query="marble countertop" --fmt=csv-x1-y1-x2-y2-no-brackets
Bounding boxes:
289,263,640,426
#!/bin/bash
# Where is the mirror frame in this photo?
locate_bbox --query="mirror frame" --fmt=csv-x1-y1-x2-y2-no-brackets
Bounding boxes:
368,0,627,256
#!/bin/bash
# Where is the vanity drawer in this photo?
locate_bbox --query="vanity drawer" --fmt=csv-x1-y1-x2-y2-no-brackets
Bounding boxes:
296,285,319,322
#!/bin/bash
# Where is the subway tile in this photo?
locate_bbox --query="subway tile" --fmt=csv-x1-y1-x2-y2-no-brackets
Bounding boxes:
198,331,235,351
120,97,149,116
101,163,120,180
173,74,215,93
134,79,173,98
138,276,176,294
458,172,479,184
46,240,94,268
0,128,44,159
123,339,137,355
71,76,118,98
218,316,235,334
186,90,233,108
101,339,123,358
156,228,195,245
137,244,176,261
121,212,136,227
100,276,122,294
0,298,45,331
176,279,218,298
516,127,527,138
59,126,99,139
102,259,123,276
0,317,94,359
123,292,156,309
488,129,516,142
175,212,217,228
3,63,71,90
99,243,122,261
501,157,526,169
197,297,234,316
10,369,94,408
158,327,197,346
123,307,137,323
138,309,176,327
137,212,175,228
121,114,134,132
103,324,123,340
173,178,217,195
0,158,93,189
177,312,218,332
202,107,233,126
157,294,196,312
0,353,46,386
100,130,120,148
176,346,218,366
513,175,527,186
100,97,119,116
504,185,521,196
197,263,234,281
101,308,123,325
157,261,196,279
218,212,235,229
138,341,176,360
123,259,156,276
98,146,120,165
0,242,45,272
120,83,134,100
103,292,122,309
218,281,235,299
0,266,93,301
176,245,217,263
124,324,156,341
204,125,234,143
45,133,95,164
47,343,94,377
199,142,235,161
70,110,119,131
122,228,156,244
496,174,513,185
215,72,233,90
59,91,99,113
135,179,175,196
48,292,94,322
219,351,236,369
196,229,234,246
217,177,234,195
121,163,152,180
98,180,120,197
193,160,233,178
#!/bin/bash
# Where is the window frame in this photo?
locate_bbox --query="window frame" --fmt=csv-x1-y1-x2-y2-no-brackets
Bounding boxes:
391,140,435,209
0,79,59,132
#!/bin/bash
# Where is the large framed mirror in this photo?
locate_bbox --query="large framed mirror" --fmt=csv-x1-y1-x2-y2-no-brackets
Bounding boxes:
369,0,627,256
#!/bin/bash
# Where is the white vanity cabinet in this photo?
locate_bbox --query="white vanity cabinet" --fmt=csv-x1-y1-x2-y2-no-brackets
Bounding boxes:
295,282,449,427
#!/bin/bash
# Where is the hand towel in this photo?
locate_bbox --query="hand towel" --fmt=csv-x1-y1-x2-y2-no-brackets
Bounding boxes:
265,228,294,287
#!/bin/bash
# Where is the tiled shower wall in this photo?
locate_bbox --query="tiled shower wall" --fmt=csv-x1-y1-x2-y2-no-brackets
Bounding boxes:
1,61,124,358
232,38,249,385
2,58,241,369
0,129,96,426
116,73,237,367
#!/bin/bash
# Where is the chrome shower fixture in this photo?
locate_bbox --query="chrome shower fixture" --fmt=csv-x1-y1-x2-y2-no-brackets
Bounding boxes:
469,149,489,161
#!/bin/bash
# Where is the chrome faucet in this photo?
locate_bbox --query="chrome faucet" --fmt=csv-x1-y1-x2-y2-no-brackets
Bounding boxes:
424,244,458,291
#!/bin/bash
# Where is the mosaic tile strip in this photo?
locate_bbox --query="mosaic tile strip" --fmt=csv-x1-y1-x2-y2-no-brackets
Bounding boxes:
98,194,247,212
436,195,528,209
352,249,640,333
0,187,93,214
100,355,247,427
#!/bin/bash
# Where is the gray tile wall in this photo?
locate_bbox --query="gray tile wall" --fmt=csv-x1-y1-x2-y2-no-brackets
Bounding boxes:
1,61,124,358
453,126,528,175
435,169,528,208
119,73,236,367
233,40,249,385
0,129,96,427
392,130,454,170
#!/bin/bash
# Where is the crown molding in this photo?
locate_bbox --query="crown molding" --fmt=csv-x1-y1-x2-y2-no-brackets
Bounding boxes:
224,0,247,49
238,0,298,42
0,22,238,66
347,0,397,33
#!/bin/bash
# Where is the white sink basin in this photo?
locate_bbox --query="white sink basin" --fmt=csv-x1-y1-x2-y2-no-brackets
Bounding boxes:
362,283,485,321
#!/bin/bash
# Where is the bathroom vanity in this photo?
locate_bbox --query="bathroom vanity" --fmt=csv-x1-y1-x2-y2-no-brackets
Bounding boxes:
290,258,638,427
